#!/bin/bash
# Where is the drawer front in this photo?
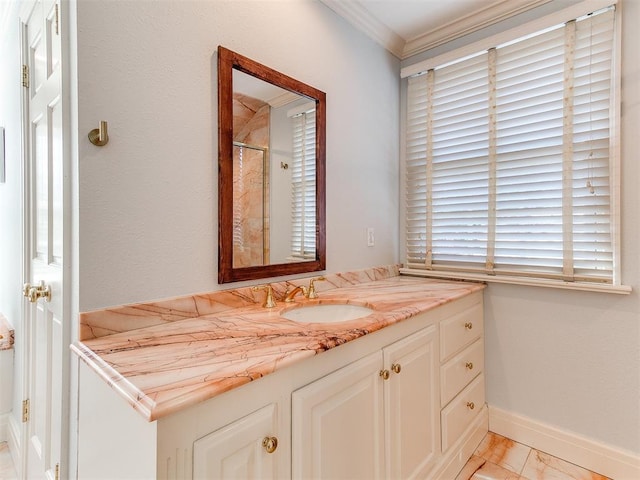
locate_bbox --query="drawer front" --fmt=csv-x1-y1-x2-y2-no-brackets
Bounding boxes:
440,373,485,452
440,338,484,407
440,301,483,362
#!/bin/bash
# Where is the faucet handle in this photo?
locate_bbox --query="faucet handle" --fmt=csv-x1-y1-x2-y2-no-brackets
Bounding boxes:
307,276,326,299
252,284,277,308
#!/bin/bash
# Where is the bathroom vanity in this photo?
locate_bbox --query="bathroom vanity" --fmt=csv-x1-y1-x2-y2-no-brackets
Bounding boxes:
73,267,487,479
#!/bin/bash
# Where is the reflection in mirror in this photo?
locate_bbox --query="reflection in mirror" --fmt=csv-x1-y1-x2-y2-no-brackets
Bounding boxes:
218,47,326,283
232,141,269,268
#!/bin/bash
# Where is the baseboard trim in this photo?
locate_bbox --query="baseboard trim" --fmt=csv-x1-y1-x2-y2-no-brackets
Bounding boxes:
7,413,21,477
489,406,640,480
0,412,7,442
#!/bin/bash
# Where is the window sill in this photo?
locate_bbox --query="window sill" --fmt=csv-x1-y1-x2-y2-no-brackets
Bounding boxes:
399,268,632,295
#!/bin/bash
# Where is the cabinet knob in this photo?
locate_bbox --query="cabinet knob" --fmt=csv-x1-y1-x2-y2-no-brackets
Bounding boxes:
391,363,402,374
465,362,474,370
466,401,475,410
379,369,390,380
262,436,278,454
464,322,473,330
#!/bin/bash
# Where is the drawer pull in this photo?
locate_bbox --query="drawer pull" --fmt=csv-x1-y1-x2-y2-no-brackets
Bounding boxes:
379,369,390,380
465,362,474,370
466,401,475,410
464,322,473,330
262,436,278,453
391,363,402,374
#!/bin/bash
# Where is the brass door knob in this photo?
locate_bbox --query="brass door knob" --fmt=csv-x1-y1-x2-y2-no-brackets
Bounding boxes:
262,436,278,454
466,401,475,410
379,369,390,380
465,362,474,370
391,363,402,374
22,281,51,303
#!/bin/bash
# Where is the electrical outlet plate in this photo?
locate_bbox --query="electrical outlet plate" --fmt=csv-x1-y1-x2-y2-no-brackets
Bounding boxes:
367,227,375,246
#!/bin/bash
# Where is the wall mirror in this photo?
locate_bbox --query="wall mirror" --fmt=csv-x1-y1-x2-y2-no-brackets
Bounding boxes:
217,46,326,283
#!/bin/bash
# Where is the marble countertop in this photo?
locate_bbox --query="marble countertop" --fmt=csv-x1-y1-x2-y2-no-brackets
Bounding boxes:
0,313,14,351
72,267,485,421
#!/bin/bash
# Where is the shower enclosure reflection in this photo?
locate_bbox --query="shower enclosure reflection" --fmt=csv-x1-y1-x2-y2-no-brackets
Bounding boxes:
232,142,269,268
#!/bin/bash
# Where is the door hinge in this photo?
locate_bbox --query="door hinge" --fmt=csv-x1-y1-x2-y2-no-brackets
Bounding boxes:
21,64,29,88
22,398,30,422
54,463,60,480
54,4,59,35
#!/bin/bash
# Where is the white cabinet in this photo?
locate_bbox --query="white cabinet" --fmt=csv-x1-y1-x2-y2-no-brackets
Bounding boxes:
78,290,487,480
440,338,484,407
437,295,486,476
291,352,385,479
292,325,439,480
441,374,485,452
193,403,280,480
383,326,439,479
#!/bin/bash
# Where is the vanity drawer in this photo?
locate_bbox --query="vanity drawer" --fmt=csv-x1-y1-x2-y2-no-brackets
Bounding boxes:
440,338,484,407
439,301,483,362
440,373,485,452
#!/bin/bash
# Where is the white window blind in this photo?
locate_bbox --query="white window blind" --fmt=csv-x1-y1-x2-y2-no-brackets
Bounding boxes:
291,109,316,258
405,7,618,285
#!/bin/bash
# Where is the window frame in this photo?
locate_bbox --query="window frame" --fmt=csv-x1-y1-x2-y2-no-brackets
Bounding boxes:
290,107,317,260
399,0,630,294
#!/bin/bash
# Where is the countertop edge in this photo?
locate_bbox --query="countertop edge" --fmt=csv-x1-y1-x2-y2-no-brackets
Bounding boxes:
71,343,156,421
74,277,486,422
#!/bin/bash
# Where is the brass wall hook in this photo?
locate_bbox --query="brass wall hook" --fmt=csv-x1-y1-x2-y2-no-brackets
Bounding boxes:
88,120,109,146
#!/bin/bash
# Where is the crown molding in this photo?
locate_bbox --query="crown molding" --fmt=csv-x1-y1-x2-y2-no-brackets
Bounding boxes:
268,91,301,108
319,0,405,58
402,0,553,58
320,0,552,60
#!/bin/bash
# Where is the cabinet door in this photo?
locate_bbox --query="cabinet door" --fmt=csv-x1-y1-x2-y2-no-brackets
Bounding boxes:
193,403,279,480
292,351,385,480
384,325,439,479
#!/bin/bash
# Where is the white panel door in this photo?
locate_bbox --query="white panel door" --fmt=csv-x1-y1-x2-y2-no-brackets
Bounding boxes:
21,0,66,478
292,351,385,480
384,325,440,479
193,403,279,480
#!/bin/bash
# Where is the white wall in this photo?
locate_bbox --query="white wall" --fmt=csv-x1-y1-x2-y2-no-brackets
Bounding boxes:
402,0,640,456
486,0,640,455
75,0,400,311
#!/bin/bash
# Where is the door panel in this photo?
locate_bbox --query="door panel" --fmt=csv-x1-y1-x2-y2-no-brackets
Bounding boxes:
193,403,279,480
384,326,440,479
292,352,385,480
22,0,65,478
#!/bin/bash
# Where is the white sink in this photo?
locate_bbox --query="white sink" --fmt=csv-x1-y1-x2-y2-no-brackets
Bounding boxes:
281,304,374,323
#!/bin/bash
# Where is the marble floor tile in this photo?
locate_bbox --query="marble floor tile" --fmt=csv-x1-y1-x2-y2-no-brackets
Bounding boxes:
0,442,17,480
520,450,611,480
462,432,613,480
475,431,532,474
456,454,487,480
471,460,522,480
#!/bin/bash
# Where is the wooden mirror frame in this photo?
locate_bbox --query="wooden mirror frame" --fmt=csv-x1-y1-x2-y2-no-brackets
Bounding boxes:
217,46,326,283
